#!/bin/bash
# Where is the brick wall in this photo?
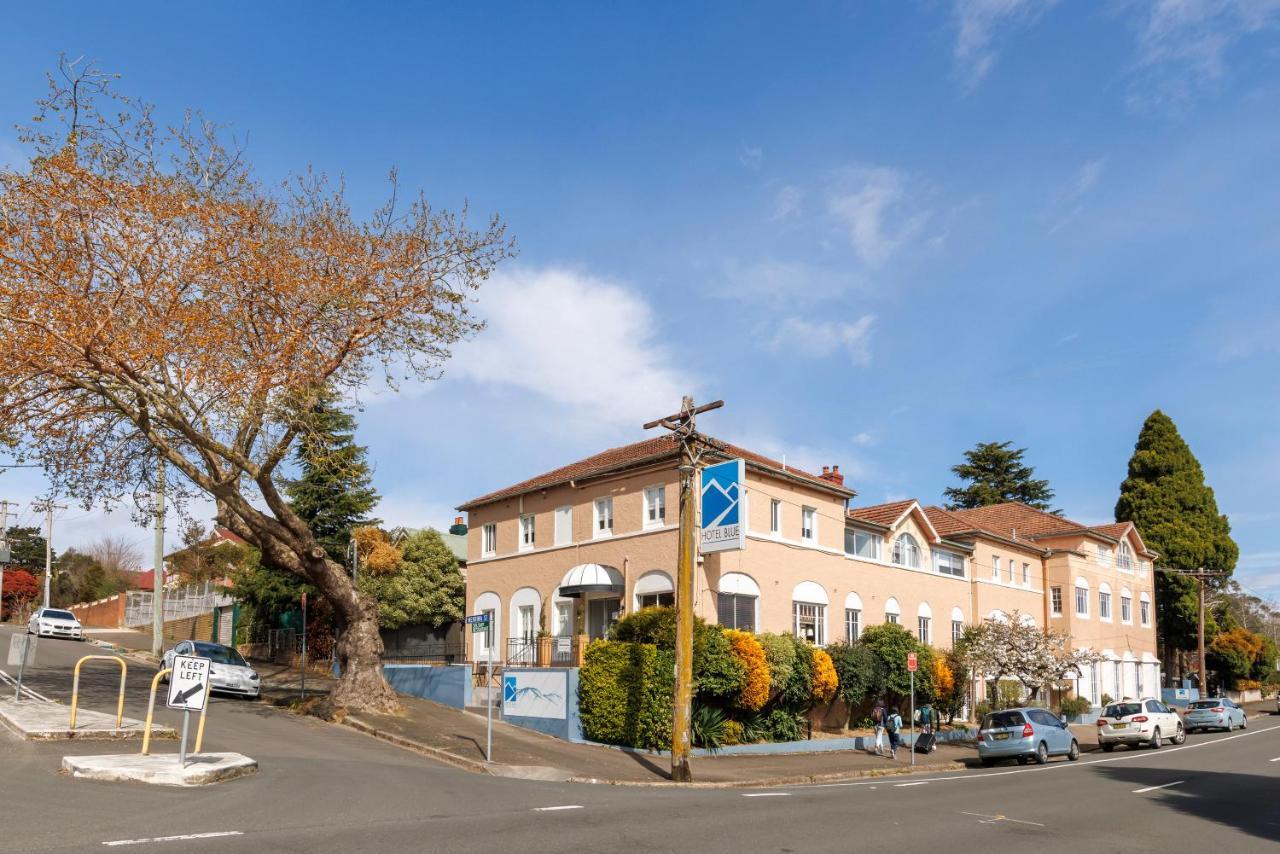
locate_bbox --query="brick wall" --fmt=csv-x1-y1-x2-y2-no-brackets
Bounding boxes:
68,594,127,628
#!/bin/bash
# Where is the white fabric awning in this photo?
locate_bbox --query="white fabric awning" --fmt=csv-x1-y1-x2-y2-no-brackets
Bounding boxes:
558,563,624,598
633,570,674,596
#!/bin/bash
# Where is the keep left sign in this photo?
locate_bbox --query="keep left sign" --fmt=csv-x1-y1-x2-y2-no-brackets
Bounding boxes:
167,654,212,711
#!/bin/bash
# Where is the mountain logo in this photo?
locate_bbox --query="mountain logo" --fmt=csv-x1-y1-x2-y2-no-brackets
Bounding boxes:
701,459,746,553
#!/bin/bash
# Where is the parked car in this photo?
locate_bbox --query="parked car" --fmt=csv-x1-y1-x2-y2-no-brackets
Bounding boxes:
26,607,83,640
977,707,1081,766
1183,698,1247,732
162,640,261,699
1096,698,1185,750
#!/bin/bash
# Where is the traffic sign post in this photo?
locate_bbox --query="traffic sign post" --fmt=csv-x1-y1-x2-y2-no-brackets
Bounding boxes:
8,634,36,701
466,614,493,762
907,653,918,767
167,654,212,767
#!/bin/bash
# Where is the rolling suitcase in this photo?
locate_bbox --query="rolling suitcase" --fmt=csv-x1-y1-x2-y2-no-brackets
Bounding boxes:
914,730,937,754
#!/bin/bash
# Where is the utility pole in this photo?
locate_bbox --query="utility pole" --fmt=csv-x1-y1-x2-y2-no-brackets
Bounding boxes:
643,395,724,784
1158,566,1225,693
152,459,166,658
30,499,67,610
0,500,15,622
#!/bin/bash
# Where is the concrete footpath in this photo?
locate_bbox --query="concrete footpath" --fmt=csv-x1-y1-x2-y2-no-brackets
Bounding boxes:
346,695,971,787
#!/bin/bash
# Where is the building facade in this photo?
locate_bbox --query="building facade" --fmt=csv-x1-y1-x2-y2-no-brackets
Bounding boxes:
458,435,1160,706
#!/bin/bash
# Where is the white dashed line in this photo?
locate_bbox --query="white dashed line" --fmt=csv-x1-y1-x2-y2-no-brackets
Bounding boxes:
1270,757,1280,762
894,781,928,787
102,831,243,846
960,811,1046,827
742,792,790,797
533,805,584,812
1132,780,1185,794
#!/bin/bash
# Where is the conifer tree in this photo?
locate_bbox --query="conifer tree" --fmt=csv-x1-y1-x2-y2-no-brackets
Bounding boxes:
1114,410,1238,667
944,441,1057,512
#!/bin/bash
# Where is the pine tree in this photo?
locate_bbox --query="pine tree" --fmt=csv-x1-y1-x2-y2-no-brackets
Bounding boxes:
1114,410,1238,667
943,441,1057,512
3,525,53,573
283,390,381,563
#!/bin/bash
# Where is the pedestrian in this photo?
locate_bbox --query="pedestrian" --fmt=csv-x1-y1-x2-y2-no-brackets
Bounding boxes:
887,706,903,759
870,699,887,757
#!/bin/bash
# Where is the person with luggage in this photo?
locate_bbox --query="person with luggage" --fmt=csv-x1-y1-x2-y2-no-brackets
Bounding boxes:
870,699,888,757
886,706,903,759
914,703,938,754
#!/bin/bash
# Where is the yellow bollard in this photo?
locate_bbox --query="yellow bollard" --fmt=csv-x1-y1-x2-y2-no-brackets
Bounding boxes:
140,668,172,756
193,702,209,754
69,655,128,731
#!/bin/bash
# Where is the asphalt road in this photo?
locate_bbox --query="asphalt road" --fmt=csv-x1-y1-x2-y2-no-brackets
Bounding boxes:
2,625,1278,853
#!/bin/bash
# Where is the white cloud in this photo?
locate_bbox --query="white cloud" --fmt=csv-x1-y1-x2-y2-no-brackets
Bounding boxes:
852,431,876,446
375,491,460,532
449,267,694,429
738,144,764,172
772,185,803,221
953,0,1060,90
1047,156,1108,233
718,258,868,306
827,167,931,266
1058,332,1081,344
768,315,876,366
1128,0,1280,110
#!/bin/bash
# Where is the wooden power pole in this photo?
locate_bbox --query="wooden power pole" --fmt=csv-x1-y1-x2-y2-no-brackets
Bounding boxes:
1159,566,1225,692
643,395,723,784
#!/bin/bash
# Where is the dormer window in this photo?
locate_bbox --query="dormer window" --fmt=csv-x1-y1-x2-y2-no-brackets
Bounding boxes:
892,533,920,568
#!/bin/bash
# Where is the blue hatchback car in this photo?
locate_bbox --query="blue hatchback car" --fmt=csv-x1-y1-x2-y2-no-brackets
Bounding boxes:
977,707,1081,766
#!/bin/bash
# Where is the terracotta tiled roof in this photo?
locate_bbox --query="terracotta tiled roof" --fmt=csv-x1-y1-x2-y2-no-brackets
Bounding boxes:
847,500,916,528
457,434,852,510
922,505,976,537
943,502,1088,540
1087,522,1131,540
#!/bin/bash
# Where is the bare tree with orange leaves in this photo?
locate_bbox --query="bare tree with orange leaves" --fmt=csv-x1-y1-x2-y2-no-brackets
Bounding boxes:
0,59,512,714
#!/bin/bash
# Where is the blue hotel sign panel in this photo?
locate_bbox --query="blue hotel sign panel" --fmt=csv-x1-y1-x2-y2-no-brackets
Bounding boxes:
700,459,746,553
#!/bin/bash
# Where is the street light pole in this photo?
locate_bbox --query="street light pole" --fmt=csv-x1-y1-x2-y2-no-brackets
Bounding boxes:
152,459,166,658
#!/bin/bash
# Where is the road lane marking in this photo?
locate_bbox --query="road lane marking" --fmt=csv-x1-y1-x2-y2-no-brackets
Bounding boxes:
532,805,584,812
806,722,1280,790
1270,757,1280,762
742,792,790,797
1132,780,1185,793
960,811,1045,828
0,668,54,703
102,831,243,846
894,781,928,787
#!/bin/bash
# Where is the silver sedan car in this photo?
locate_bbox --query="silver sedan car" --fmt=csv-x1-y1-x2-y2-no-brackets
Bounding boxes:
1184,698,1247,732
162,640,261,699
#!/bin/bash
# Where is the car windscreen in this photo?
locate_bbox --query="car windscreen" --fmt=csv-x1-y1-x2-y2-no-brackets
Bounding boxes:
192,645,248,666
1188,701,1221,710
1103,703,1142,718
982,711,1025,729
43,609,76,620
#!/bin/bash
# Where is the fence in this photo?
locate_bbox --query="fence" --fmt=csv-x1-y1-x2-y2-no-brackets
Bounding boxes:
124,582,231,628
382,643,466,666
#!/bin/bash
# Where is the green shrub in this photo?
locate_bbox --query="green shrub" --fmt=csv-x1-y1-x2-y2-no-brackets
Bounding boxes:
736,709,770,744
858,623,935,703
611,606,675,644
578,640,673,750
780,635,814,707
1100,693,1114,708
691,703,728,752
762,707,805,742
973,702,992,723
610,606,744,701
722,719,744,746
825,641,882,706
757,633,797,697
1059,696,1092,719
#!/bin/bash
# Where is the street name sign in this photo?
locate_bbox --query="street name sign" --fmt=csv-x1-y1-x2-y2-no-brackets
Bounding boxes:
466,613,492,634
167,654,212,711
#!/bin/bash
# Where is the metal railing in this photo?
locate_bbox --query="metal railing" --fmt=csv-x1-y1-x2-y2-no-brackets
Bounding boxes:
382,644,466,666
124,582,232,628
506,637,537,665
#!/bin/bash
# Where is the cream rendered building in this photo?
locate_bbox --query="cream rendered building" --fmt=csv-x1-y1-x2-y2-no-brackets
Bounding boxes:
458,435,1160,706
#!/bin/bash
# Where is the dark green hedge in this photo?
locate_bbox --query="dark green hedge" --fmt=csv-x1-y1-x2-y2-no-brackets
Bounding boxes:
578,640,673,750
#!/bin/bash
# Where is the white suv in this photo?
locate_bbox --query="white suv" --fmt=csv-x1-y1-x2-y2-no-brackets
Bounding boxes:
27,607,84,640
1096,697,1185,751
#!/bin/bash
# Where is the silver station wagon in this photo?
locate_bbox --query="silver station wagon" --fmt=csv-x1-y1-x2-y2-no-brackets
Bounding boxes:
977,707,1081,767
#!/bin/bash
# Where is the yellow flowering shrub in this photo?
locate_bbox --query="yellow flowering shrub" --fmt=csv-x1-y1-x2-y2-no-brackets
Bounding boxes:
811,648,838,704
932,656,955,698
724,629,771,711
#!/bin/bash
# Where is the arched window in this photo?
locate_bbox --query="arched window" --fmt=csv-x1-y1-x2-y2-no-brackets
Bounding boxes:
718,572,760,631
950,606,965,645
884,597,901,625
892,533,920,568
1120,588,1133,623
1098,582,1113,621
844,592,863,642
792,581,829,645
1117,541,1134,570
1139,592,1152,626
916,602,932,644
1075,577,1090,617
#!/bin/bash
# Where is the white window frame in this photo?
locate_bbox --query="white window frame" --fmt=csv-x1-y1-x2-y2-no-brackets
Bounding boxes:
643,485,666,530
770,499,782,536
553,601,573,637
801,506,816,542
1022,562,1030,586
1099,586,1112,622
1117,541,1133,571
991,554,1000,580
934,550,965,577
951,619,964,645
519,514,535,551
593,497,614,538
884,598,900,625
1050,586,1063,616
845,608,861,642
1075,583,1089,618
554,505,572,546
482,523,497,558
1140,594,1151,627
1121,594,1132,624
893,533,921,568
917,616,931,644
1008,558,1016,584
792,601,825,645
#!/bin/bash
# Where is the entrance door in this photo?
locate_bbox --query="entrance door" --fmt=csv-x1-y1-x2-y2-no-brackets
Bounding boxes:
587,598,620,640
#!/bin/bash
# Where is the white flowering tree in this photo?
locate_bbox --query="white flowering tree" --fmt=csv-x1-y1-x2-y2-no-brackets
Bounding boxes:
957,611,1103,708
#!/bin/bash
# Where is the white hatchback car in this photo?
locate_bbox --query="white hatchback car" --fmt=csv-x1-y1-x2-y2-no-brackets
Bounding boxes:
1096,698,1185,751
27,607,84,640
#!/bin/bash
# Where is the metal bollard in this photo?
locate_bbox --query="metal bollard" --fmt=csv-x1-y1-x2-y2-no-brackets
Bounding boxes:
140,668,172,755
69,655,127,730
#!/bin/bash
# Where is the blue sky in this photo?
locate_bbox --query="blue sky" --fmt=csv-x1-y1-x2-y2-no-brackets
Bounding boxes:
1,2,1278,600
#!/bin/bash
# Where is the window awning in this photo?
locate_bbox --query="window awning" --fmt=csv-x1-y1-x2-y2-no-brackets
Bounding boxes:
558,563,624,598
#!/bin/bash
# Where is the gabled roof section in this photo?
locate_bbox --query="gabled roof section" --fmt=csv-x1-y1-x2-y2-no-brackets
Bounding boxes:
930,502,1156,558
847,499,941,544
1086,521,1157,558
921,505,975,537
457,434,854,511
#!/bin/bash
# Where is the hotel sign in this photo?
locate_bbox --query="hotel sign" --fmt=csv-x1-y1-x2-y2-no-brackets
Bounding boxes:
700,459,745,553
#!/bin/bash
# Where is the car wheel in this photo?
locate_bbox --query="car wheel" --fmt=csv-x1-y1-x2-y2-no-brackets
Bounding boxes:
1068,740,1080,761
1241,715,1247,730
1016,755,1029,765
1172,723,1186,745
1149,727,1162,749
1102,742,1115,753
1034,741,1049,765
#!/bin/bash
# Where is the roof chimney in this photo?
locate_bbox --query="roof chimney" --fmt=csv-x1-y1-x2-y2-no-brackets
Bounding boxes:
819,464,845,486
